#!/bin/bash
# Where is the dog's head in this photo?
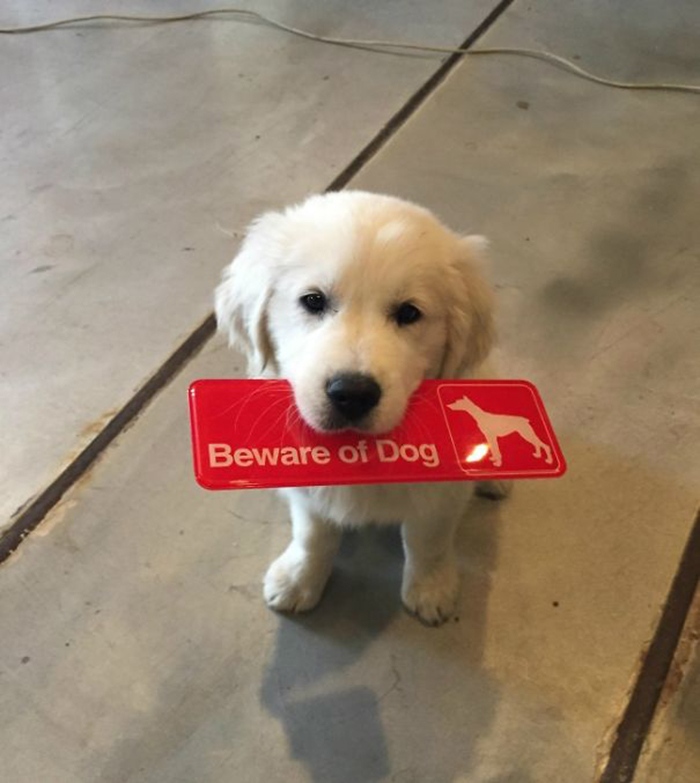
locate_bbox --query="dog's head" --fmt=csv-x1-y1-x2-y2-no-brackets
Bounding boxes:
215,191,494,434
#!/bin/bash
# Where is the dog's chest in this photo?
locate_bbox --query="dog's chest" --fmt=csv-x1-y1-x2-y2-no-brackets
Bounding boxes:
285,481,471,527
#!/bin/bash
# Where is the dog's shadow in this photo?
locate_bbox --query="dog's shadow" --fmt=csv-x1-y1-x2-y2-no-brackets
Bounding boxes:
259,527,403,782
259,496,503,783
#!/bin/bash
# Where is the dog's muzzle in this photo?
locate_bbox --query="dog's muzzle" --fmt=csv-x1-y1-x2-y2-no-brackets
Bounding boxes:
325,372,382,425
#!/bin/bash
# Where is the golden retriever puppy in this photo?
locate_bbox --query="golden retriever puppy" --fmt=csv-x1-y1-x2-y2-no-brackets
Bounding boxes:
215,191,503,625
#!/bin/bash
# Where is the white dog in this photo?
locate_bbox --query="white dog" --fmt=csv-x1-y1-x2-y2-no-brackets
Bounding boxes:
215,191,506,625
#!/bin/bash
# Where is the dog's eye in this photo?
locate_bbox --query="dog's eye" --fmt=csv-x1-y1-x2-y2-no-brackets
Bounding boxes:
394,302,422,326
299,292,327,315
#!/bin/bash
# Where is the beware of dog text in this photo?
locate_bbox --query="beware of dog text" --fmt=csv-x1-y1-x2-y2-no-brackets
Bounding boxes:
208,439,440,470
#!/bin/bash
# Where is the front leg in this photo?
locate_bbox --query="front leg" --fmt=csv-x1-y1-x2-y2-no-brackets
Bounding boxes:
401,514,460,626
264,497,341,613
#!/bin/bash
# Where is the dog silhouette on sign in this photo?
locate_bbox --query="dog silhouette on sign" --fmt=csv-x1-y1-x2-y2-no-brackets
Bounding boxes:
447,395,553,468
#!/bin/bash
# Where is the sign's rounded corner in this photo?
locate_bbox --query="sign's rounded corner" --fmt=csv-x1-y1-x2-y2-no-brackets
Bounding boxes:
194,471,220,491
188,379,205,396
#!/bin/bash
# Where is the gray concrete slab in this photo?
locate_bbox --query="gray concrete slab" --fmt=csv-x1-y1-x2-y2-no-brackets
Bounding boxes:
0,0,500,529
352,3,700,769
2,342,596,783
636,592,700,783
2,0,700,781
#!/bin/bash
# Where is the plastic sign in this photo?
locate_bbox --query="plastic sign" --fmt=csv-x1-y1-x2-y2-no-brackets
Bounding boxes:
188,380,566,490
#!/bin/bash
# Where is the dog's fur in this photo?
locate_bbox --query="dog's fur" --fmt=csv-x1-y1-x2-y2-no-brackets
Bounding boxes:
215,191,506,625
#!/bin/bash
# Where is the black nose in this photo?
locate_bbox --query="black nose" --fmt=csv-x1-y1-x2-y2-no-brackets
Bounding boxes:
325,373,382,422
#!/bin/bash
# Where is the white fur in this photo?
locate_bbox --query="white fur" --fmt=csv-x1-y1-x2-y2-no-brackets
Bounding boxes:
215,191,504,625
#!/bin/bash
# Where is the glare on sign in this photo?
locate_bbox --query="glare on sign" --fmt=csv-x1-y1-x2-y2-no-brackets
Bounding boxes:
465,443,489,463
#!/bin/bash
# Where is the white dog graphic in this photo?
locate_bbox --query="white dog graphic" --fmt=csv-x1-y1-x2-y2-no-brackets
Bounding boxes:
447,395,552,467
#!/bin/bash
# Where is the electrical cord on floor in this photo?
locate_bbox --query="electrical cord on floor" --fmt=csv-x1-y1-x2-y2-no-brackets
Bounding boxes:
1,6,699,95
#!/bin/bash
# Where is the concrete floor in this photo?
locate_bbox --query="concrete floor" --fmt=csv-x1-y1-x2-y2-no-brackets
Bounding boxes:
1,1,699,781
0,0,497,528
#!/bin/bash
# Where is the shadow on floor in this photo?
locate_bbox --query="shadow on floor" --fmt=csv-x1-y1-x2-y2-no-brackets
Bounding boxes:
259,494,504,783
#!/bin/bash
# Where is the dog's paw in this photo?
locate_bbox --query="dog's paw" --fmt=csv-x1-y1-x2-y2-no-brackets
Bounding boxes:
402,561,459,626
476,479,513,500
263,547,330,613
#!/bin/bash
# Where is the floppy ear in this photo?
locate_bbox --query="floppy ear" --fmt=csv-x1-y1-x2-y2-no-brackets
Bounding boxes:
214,212,283,376
441,235,495,377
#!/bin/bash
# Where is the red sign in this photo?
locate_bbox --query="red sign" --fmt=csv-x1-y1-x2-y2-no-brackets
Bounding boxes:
188,380,566,490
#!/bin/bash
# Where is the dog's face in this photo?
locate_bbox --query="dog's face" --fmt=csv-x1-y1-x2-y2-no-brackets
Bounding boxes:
216,192,494,434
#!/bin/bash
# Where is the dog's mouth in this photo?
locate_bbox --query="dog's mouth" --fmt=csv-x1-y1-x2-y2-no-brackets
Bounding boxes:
293,372,398,434
294,400,398,436
292,372,413,436
308,403,407,437
316,410,377,434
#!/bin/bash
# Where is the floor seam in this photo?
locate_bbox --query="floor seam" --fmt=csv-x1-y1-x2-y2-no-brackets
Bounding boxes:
599,508,700,783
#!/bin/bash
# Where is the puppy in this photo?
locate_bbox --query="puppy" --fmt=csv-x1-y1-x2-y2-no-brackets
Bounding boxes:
215,191,504,625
